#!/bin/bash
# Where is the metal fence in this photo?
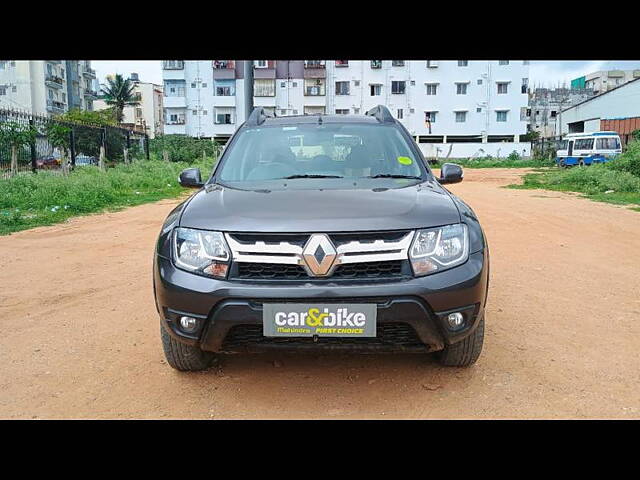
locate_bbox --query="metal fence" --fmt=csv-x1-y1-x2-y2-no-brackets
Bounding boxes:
531,135,563,159
0,108,149,178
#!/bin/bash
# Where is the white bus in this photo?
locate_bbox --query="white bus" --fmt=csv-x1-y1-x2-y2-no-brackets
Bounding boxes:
555,131,622,167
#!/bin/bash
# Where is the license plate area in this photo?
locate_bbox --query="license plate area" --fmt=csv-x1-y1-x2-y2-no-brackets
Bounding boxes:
262,303,377,337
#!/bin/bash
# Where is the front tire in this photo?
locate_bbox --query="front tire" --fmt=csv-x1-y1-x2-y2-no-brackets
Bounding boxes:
160,320,216,371
438,314,485,367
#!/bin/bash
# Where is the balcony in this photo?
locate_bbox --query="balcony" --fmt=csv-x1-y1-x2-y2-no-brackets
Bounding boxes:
304,60,325,69
45,75,64,89
165,117,185,125
84,88,98,99
213,60,235,69
335,60,349,67
163,60,184,70
82,68,96,78
46,99,65,113
371,60,382,69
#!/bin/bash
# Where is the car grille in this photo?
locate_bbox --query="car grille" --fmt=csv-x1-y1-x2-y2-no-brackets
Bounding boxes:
235,260,405,280
221,322,426,351
225,230,414,281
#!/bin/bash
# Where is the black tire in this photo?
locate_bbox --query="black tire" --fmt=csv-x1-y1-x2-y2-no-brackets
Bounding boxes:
437,314,485,367
160,320,216,371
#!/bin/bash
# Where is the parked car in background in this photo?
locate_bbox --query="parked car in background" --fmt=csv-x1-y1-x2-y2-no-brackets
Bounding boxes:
75,155,98,166
36,155,60,169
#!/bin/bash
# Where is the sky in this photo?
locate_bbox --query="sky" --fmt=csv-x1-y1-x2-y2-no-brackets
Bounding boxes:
92,60,640,88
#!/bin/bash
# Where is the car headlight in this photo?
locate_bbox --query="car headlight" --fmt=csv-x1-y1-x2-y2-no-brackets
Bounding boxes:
409,223,469,276
173,227,230,279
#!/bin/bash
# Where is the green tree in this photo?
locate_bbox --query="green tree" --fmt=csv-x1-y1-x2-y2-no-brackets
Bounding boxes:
100,74,139,123
0,122,36,177
44,122,72,175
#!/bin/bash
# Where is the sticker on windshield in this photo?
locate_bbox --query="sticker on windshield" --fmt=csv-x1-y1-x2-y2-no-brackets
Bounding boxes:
397,156,413,165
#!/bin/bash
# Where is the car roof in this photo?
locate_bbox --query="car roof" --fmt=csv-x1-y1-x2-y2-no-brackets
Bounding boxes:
250,114,381,127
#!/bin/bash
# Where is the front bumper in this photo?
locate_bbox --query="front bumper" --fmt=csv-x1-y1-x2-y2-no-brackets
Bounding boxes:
153,249,489,353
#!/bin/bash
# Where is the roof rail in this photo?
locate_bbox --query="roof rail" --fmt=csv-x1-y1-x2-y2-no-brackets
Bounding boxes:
245,106,272,126
365,105,395,124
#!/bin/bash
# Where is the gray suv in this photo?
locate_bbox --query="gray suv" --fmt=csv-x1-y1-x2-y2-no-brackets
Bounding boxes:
153,106,489,371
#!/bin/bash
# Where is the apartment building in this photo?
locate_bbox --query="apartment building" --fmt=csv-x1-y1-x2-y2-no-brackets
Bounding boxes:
161,60,530,157
94,73,164,138
572,69,640,95
0,60,96,115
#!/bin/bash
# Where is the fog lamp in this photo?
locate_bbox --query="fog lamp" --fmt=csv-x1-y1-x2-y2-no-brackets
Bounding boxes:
179,316,199,333
446,312,465,329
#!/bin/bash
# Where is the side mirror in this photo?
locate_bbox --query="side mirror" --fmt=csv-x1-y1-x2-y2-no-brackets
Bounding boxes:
179,168,204,188
438,163,463,184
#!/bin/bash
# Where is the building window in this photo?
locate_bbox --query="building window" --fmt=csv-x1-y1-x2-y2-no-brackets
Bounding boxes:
12,85,17,93
455,111,467,123
392,60,405,67
397,109,403,119
353,108,360,114
304,78,326,96
425,111,437,123
215,108,234,124
496,111,508,122
281,82,286,88
354,80,360,87
370,84,382,96
0,86,6,96
477,79,483,85
391,81,406,94
163,60,184,70
304,60,325,68
213,60,234,69
456,83,468,95
191,82,197,88
426,61,438,68
371,60,382,69
521,78,528,94
254,79,275,97
164,80,185,97
215,79,235,96
335,60,349,67
0,61,5,70
335,81,350,95
193,110,198,116
202,110,207,115
523,60,530,65
426,83,438,95
202,83,207,88
335,109,350,115
255,60,268,68
497,82,509,94
292,82,297,87
458,60,468,67
499,60,510,65
550,111,557,118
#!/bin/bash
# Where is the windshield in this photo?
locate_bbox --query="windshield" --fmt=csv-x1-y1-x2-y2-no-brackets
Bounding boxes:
215,123,427,185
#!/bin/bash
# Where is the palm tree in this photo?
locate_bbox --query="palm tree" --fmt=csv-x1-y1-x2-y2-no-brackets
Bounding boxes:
100,74,139,124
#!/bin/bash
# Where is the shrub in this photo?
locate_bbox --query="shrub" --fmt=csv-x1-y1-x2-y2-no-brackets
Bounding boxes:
149,134,220,163
608,140,640,178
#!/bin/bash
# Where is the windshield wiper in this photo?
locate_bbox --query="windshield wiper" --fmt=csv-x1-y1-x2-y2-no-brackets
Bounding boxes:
279,174,344,179
364,174,423,179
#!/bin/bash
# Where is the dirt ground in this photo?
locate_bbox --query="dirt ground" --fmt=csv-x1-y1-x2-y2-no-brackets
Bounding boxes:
1,168,639,419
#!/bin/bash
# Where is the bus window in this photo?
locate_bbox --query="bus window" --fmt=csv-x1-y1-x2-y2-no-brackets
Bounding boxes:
574,138,594,150
597,137,620,149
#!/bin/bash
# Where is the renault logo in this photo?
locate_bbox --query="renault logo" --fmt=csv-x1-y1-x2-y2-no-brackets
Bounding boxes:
302,234,337,277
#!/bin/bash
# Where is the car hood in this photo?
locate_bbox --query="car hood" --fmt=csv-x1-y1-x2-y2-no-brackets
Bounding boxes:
179,180,461,232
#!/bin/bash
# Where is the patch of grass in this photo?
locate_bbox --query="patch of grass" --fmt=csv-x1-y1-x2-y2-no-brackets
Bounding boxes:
431,156,555,169
507,157,640,210
0,159,215,235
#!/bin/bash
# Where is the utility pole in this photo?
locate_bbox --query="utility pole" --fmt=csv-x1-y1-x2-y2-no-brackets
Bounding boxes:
243,60,254,121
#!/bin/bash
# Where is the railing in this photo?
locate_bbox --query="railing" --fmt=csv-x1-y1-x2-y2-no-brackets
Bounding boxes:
45,75,64,86
46,99,65,111
84,89,98,97
166,118,186,125
82,68,96,77
304,60,325,68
